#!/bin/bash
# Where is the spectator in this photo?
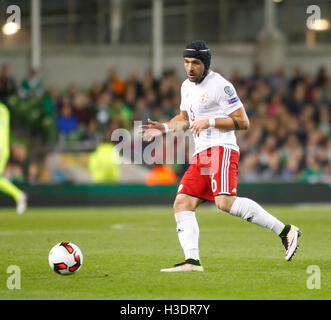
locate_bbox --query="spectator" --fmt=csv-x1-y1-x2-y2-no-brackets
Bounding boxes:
249,63,263,86
267,93,283,117
105,69,126,97
230,69,245,88
28,162,41,184
5,143,28,183
317,103,330,136
258,135,281,179
304,74,316,101
300,156,324,184
126,72,144,98
4,163,25,183
142,69,159,94
145,90,158,111
0,64,16,103
57,104,78,136
95,92,111,129
161,97,176,120
321,76,331,103
134,97,152,124
67,83,79,104
72,93,91,125
269,66,289,92
52,159,74,184
109,97,132,129
310,87,325,110
287,83,306,116
19,69,43,98
281,157,300,181
124,82,138,110
315,66,328,88
90,82,103,101
239,152,260,182
43,86,61,118
289,67,304,90
80,119,100,144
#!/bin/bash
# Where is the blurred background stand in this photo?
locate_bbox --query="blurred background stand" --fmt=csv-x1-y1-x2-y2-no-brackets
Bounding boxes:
0,0,330,205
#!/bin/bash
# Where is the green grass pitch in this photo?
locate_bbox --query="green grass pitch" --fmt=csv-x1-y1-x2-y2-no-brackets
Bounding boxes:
0,205,330,300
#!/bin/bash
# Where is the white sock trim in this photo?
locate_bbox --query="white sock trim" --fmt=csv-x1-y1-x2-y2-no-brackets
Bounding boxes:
175,210,196,223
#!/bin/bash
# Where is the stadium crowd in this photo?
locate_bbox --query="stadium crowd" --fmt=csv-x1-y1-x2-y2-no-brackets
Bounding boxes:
0,62,330,184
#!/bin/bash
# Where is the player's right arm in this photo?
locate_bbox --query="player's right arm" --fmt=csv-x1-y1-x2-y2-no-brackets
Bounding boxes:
141,111,189,142
166,110,190,132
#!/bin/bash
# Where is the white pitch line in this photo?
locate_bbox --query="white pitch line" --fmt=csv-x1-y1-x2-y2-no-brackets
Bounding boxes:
0,229,96,236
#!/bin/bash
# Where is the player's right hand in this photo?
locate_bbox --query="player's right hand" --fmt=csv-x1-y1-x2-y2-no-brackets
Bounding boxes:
140,118,165,142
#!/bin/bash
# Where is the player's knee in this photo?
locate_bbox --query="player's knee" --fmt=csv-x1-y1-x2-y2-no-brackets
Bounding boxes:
216,201,231,213
173,197,188,213
173,194,196,213
215,196,235,213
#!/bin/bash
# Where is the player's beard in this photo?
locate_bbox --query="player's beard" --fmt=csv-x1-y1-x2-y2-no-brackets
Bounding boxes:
187,69,205,84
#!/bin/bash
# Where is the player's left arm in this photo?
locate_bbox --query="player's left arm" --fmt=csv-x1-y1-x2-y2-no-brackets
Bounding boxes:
0,105,10,160
190,107,250,136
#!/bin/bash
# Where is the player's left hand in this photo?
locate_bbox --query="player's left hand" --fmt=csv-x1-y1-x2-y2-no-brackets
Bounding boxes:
189,119,210,136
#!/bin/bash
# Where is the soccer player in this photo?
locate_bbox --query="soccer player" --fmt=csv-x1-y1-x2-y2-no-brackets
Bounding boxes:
141,40,301,272
0,102,27,214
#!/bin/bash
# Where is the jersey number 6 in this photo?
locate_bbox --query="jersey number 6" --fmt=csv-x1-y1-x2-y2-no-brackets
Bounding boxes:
211,173,217,193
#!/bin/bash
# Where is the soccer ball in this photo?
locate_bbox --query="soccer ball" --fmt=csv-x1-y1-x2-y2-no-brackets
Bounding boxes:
48,242,83,275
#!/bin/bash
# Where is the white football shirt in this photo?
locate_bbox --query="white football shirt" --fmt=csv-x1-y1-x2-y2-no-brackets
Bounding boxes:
180,70,243,156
